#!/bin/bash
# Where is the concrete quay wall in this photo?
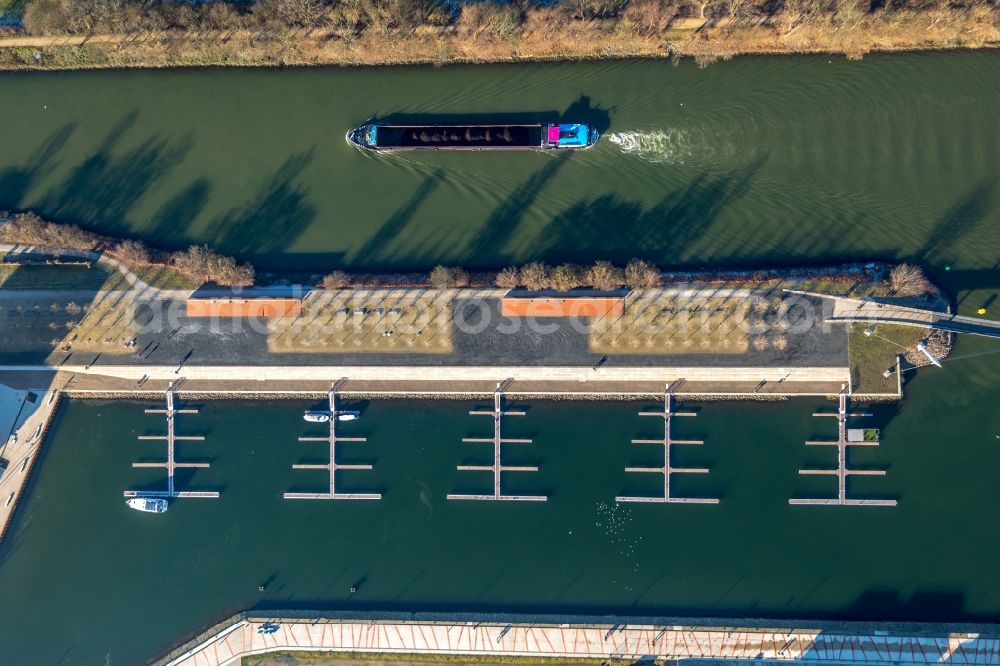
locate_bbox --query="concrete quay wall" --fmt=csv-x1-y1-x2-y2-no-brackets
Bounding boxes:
161,613,1000,666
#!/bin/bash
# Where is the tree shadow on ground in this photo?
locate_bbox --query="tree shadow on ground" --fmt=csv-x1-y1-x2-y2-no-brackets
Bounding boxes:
0,123,77,210
211,148,317,258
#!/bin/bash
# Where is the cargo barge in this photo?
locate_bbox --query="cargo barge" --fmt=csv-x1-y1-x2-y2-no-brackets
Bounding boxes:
347,122,598,152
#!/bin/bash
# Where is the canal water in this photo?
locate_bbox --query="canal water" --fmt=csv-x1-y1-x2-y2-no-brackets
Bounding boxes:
0,51,998,664
0,52,997,301
1,348,999,664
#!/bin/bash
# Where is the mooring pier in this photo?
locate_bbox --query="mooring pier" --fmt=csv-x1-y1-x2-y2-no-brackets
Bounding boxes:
284,383,380,500
124,382,219,499
448,383,545,502
789,392,896,507
616,384,718,504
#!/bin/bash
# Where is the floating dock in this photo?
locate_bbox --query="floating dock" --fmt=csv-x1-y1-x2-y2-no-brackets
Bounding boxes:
284,383,380,500
789,392,896,507
124,383,219,499
616,385,718,504
448,383,545,502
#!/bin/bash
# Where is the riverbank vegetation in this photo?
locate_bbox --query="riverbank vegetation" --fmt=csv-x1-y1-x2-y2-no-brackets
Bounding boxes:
2,211,942,305
0,211,254,287
0,0,997,70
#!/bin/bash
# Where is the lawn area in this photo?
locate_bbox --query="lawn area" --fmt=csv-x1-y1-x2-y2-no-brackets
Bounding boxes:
0,262,195,292
131,265,199,290
0,263,115,291
848,322,925,394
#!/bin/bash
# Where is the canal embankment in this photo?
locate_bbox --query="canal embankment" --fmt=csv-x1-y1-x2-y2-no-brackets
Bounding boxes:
0,381,60,545
0,6,998,72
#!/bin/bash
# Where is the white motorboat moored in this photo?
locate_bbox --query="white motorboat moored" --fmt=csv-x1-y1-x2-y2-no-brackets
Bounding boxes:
126,497,168,513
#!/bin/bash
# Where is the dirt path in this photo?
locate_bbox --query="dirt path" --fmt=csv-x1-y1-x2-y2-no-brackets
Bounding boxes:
0,33,122,47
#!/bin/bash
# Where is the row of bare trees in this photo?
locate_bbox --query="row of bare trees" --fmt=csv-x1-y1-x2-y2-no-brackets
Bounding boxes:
0,211,254,287
110,241,254,288
0,211,99,249
320,259,662,291
22,0,447,37
495,259,662,291
21,0,973,40
114,241,255,287
2,212,934,296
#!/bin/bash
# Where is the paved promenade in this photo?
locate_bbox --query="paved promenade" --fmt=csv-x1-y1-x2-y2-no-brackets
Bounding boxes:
165,616,1000,666
2,363,850,395
2,369,853,401
0,382,60,543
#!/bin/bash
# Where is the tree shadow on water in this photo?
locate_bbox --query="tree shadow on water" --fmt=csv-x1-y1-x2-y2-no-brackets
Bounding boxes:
919,178,995,265
0,122,77,209
374,94,611,134
844,589,970,623
466,152,572,265
211,148,317,257
350,168,444,268
540,156,766,266
40,111,195,236
147,177,213,248
562,94,612,134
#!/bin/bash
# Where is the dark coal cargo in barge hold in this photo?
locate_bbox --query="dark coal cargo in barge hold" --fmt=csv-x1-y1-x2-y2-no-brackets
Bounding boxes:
347,122,599,152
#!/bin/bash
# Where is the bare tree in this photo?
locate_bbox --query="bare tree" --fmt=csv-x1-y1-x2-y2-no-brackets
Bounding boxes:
889,263,932,296
518,262,551,291
587,260,624,291
550,263,583,291
169,245,255,287
429,265,470,289
494,266,520,289
625,258,662,289
112,239,151,266
321,270,353,290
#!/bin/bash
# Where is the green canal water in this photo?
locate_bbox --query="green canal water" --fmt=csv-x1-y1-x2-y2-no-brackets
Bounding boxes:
0,51,999,664
0,52,997,296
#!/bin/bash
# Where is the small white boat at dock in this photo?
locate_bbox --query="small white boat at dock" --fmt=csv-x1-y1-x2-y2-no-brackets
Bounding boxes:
126,497,168,513
303,411,359,423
